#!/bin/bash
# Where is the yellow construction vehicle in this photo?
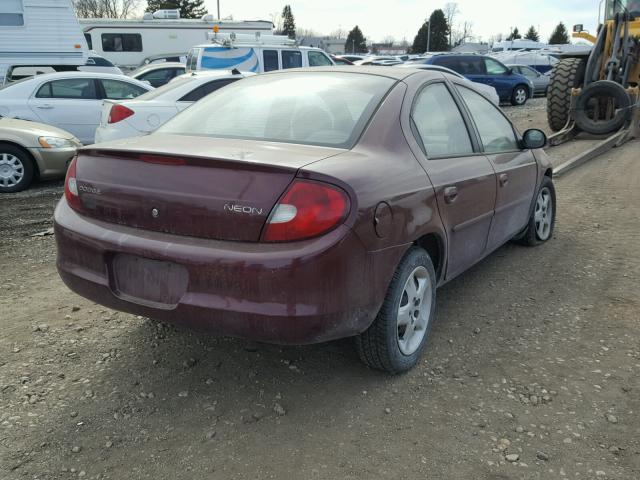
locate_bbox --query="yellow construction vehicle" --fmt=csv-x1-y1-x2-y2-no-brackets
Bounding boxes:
547,0,640,143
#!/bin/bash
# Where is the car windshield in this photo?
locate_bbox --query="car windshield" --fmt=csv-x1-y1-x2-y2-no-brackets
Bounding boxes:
156,72,396,148
134,76,194,101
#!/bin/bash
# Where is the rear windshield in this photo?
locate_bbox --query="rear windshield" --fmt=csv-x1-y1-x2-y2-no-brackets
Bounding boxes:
133,75,194,100
156,72,396,148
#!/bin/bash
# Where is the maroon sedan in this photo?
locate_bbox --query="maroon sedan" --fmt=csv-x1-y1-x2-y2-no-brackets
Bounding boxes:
55,67,555,373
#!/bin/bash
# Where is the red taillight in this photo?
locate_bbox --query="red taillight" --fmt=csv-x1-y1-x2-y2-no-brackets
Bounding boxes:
64,156,82,212
262,179,350,242
108,104,134,124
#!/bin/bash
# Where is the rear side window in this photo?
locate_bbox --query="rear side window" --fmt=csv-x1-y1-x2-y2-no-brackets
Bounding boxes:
36,78,98,99
411,83,473,158
457,85,519,153
432,57,461,72
179,78,238,102
308,51,333,67
484,58,508,75
101,79,147,100
281,50,302,69
263,50,279,72
0,0,24,26
102,33,142,52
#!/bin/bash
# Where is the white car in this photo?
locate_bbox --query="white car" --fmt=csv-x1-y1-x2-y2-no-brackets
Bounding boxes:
0,72,153,144
395,63,501,105
95,70,253,143
128,62,187,88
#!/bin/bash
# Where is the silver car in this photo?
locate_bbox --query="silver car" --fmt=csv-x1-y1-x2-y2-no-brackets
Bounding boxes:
0,118,80,192
507,65,551,96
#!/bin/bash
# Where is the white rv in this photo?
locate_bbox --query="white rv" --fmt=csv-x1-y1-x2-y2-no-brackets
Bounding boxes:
0,0,88,85
80,10,274,70
187,33,335,73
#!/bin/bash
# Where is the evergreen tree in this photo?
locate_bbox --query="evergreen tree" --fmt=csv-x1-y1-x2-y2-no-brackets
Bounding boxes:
281,5,296,39
507,27,522,41
410,21,430,54
428,9,450,51
548,22,570,44
344,26,367,53
524,25,540,41
146,0,207,19
411,9,450,53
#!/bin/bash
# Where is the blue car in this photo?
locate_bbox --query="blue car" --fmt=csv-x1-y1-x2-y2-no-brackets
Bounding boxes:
417,54,535,106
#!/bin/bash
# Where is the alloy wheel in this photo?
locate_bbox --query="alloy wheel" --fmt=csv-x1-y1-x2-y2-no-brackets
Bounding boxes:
397,265,433,356
534,187,553,240
0,153,25,188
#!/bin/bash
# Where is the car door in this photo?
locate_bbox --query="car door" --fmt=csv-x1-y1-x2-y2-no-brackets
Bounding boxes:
27,77,101,144
410,81,497,280
483,57,513,99
456,84,537,251
519,66,544,93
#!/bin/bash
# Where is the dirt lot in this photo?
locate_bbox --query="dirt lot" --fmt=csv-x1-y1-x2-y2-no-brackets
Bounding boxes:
1,101,639,479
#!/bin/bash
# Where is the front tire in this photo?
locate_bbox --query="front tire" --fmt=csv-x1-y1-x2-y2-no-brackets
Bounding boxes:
517,176,556,246
356,247,436,374
510,85,529,106
0,143,34,193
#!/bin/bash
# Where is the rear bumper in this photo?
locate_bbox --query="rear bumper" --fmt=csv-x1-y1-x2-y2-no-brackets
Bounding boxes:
54,199,386,344
95,124,144,144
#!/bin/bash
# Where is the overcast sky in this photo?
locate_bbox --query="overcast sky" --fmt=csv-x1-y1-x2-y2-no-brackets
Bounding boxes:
203,0,599,44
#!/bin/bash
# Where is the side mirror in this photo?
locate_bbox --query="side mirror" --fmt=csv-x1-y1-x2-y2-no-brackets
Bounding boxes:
522,129,547,149
573,24,584,33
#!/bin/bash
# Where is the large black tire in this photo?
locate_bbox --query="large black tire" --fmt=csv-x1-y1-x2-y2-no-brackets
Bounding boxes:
547,58,586,132
517,176,556,246
0,143,34,193
574,80,631,135
355,247,436,374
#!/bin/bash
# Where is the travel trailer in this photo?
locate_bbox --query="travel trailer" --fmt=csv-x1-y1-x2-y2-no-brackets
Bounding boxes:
80,10,274,70
187,33,335,73
0,0,88,85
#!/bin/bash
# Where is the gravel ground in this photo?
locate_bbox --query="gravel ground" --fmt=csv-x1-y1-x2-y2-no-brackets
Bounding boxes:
1,103,639,479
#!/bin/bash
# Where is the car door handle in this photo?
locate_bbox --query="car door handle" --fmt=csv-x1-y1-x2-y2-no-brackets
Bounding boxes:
499,173,509,187
443,186,458,204
36,104,54,110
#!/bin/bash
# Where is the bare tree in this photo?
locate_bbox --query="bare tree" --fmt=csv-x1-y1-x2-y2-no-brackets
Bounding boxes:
330,27,345,39
443,2,460,47
270,11,283,34
452,20,474,46
73,0,140,19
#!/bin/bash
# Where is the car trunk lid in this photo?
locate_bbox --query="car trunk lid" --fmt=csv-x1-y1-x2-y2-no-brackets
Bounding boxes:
74,134,345,242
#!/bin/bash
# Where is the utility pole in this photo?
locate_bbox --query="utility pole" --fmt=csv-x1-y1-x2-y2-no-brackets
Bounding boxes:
217,0,220,19
352,38,355,53
426,20,431,52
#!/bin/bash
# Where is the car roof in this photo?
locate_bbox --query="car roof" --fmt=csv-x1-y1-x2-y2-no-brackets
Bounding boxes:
176,69,255,80
130,62,186,76
14,71,147,82
261,65,430,81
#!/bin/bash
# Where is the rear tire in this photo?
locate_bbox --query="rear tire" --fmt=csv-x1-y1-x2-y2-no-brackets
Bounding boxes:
510,85,529,106
547,58,586,132
517,176,556,246
0,143,34,193
355,247,436,374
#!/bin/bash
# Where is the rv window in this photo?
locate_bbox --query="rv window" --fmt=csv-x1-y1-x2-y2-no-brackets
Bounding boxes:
100,79,148,100
281,51,302,69
0,0,24,26
263,50,279,72
84,33,93,50
102,33,142,52
36,79,98,100
308,51,333,67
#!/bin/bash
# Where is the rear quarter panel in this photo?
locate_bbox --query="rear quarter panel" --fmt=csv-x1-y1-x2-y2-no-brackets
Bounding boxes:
300,79,447,317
